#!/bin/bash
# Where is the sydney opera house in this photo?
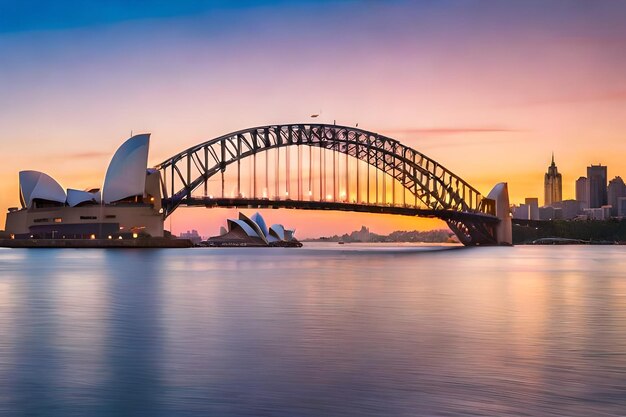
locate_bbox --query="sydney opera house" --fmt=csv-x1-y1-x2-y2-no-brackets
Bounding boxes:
206,212,300,247
4,134,165,240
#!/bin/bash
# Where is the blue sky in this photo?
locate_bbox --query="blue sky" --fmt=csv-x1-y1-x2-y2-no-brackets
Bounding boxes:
0,0,360,32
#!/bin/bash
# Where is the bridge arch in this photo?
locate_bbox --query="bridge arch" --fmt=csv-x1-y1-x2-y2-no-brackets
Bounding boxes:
155,124,507,245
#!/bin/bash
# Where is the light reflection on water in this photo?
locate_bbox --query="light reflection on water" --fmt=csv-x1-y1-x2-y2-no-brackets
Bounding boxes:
0,244,625,416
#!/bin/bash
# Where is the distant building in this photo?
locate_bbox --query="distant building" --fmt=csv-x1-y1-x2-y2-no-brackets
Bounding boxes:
583,208,603,220
618,197,626,218
180,229,202,245
608,176,626,217
552,199,582,220
544,154,562,206
538,206,563,221
575,176,589,210
587,164,608,208
584,206,611,221
207,212,299,247
525,198,539,220
353,226,372,242
512,204,529,220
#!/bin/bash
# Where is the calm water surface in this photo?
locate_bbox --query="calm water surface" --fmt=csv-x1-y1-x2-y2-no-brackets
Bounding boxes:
0,244,625,416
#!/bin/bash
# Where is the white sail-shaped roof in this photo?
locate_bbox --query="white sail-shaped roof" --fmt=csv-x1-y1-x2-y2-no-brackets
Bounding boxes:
227,219,260,238
250,212,269,238
102,133,150,204
269,224,286,241
19,170,66,208
66,189,99,207
239,212,268,243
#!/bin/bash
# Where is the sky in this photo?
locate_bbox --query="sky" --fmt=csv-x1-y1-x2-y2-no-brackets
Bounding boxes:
1,0,626,238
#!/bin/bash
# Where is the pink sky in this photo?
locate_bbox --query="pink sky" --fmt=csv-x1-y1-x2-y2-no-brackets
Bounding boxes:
1,1,626,238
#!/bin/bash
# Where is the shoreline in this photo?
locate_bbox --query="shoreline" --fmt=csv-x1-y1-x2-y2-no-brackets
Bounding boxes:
0,237,193,249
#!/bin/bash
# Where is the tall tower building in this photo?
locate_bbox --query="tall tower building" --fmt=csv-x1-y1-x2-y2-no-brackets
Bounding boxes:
608,176,626,216
575,176,589,209
544,153,562,206
587,164,608,208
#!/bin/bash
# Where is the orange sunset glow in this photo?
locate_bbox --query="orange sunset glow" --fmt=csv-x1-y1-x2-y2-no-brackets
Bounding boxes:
2,1,625,238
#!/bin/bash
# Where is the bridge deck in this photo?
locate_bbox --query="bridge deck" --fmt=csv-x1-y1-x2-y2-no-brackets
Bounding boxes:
174,197,500,224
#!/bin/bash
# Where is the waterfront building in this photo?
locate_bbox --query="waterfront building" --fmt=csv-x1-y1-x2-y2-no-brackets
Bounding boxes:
353,226,372,242
608,176,626,217
544,154,562,206
207,212,298,246
575,176,589,210
525,198,539,220
4,134,164,239
587,164,608,208
180,230,202,245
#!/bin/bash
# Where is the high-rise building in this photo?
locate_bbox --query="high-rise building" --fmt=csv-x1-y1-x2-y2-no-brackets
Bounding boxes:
618,197,626,218
544,153,562,206
608,176,626,217
575,176,589,209
587,164,608,208
512,204,530,220
525,198,539,220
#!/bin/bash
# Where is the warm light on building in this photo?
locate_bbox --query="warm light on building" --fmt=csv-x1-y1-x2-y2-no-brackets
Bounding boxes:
132,233,138,239
2,133,165,241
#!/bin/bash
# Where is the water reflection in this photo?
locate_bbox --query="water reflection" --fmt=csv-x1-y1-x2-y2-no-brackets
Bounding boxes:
0,245,624,416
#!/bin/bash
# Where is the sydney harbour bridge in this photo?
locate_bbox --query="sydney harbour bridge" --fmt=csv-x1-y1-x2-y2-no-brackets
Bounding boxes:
155,124,511,246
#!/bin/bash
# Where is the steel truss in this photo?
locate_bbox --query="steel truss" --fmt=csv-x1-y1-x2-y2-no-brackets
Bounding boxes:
155,124,499,245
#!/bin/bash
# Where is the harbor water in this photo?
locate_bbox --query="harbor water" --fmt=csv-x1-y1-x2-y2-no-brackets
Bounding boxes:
0,244,625,416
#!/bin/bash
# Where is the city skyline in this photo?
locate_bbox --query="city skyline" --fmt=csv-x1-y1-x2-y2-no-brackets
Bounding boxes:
512,155,626,221
2,0,626,237
521,155,624,207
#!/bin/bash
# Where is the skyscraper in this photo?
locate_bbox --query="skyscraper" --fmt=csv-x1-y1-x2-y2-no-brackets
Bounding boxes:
525,197,539,220
607,176,626,217
575,176,589,209
544,153,562,206
587,164,608,208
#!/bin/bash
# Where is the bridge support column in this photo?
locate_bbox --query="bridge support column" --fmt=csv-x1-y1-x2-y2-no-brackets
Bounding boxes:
445,183,512,246
486,182,512,245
